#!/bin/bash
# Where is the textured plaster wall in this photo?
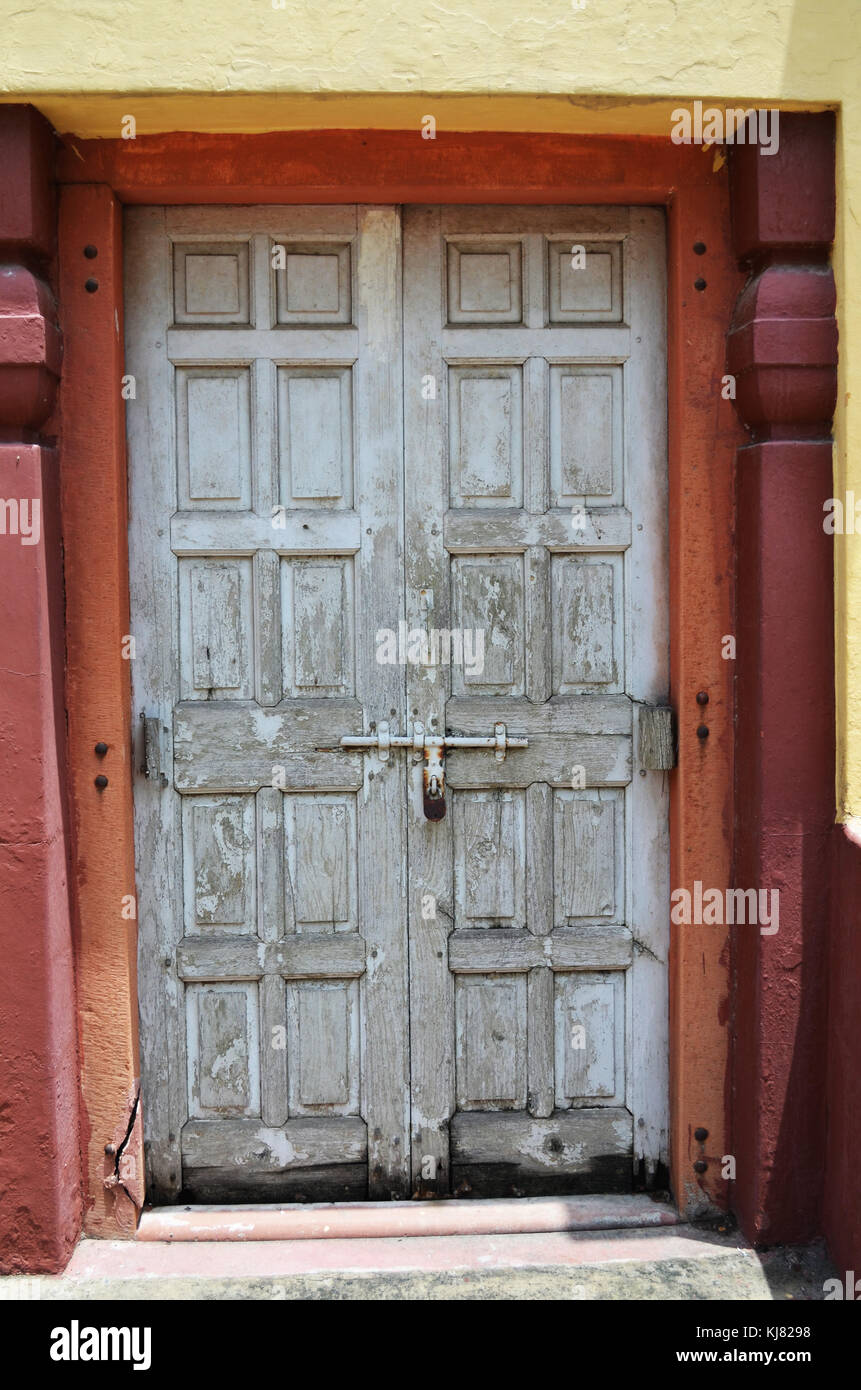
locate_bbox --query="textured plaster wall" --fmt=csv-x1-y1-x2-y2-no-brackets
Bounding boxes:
1,0,859,809
0,1,851,106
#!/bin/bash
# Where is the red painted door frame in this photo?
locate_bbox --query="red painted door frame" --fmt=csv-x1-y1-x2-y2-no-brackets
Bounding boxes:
56,130,741,1238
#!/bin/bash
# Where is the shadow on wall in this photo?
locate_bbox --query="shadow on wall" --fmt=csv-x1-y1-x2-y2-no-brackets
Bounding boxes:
824,827,861,1283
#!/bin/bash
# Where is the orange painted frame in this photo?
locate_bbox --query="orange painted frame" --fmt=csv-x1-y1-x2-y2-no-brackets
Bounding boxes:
58,131,743,1235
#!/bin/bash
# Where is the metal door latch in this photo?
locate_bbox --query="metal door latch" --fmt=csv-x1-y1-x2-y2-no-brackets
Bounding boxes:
340,722,528,821
421,739,445,820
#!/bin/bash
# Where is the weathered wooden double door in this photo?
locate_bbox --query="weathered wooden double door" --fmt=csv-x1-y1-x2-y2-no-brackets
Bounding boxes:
126,204,669,1204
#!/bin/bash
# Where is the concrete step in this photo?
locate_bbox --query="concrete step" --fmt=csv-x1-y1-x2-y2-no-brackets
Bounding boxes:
5,1225,835,1300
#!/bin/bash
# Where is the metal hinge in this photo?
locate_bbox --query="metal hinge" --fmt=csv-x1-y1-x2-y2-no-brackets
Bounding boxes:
141,713,168,786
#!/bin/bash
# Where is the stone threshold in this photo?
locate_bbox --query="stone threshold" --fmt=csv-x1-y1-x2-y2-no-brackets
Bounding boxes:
136,1192,679,1243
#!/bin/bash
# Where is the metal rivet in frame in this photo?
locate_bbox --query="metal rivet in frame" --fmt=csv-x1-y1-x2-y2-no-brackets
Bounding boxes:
84,245,98,259
696,724,710,740
85,278,99,293
694,277,707,291
95,774,108,789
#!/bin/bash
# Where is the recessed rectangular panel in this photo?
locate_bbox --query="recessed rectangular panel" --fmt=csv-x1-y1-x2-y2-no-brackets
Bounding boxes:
274,243,352,325
173,241,251,325
548,239,623,323
452,555,524,696
285,794,357,932
449,366,523,507
554,972,624,1106
278,367,353,506
183,794,257,935
551,555,620,691
191,565,241,692
446,240,522,324
186,982,260,1117
282,558,355,696
553,790,621,923
452,791,526,928
455,975,527,1110
286,979,359,1115
179,558,254,699
550,366,622,503
176,367,252,509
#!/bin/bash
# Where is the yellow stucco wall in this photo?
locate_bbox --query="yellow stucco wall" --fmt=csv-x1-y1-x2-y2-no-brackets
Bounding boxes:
2,0,859,813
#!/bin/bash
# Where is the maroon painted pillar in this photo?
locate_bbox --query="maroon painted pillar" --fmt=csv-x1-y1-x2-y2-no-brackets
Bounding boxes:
0,106,82,1272
728,113,837,1245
